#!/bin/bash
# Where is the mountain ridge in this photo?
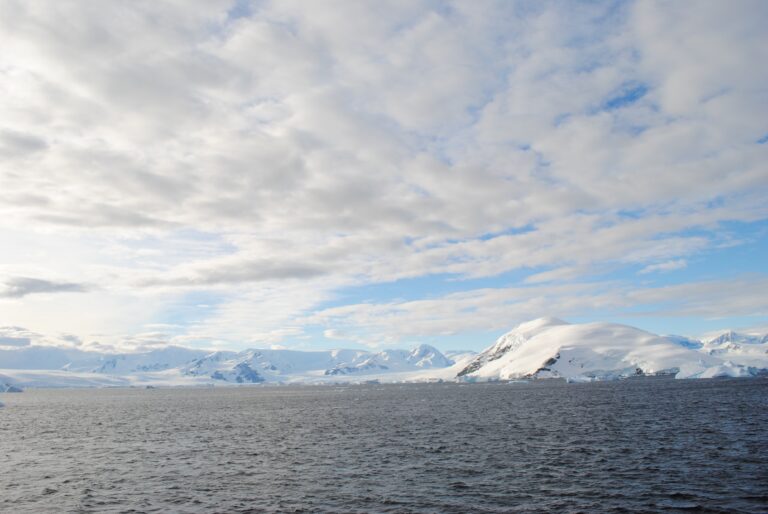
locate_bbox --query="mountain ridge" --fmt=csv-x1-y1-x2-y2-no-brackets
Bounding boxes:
1,318,766,388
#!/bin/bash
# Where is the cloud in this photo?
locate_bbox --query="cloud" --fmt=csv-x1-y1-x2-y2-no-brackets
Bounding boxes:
0,277,88,298
639,259,687,274
627,276,768,318
0,326,92,349
0,129,47,158
2,1,764,240
303,275,768,345
0,1,765,349
59,333,83,346
142,259,328,288
323,328,350,340
0,326,38,347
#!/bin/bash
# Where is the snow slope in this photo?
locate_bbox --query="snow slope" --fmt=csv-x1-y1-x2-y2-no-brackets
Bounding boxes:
458,318,767,381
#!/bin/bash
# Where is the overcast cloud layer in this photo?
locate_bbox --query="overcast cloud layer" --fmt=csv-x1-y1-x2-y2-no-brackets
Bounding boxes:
1,0,766,352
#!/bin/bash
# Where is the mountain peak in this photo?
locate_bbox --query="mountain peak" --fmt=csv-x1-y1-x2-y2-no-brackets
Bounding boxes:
408,343,440,355
407,344,452,368
707,330,764,346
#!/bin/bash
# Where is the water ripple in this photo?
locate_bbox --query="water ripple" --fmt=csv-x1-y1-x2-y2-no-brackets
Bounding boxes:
0,378,766,513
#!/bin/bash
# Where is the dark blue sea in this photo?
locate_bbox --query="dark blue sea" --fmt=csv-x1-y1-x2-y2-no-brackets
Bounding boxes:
1,378,767,513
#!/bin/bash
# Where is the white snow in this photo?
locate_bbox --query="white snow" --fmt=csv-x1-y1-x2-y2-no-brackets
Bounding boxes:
699,331,768,369
458,318,766,382
0,319,765,388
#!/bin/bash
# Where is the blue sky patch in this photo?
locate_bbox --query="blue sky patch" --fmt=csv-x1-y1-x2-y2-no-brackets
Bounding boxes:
604,83,648,110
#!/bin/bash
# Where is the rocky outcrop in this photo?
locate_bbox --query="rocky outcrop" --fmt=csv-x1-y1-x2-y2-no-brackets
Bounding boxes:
211,362,264,383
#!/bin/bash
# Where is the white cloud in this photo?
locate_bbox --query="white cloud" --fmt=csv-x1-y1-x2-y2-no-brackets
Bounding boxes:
0,1,766,349
302,275,768,346
639,259,687,275
0,329,32,347
0,276,88,298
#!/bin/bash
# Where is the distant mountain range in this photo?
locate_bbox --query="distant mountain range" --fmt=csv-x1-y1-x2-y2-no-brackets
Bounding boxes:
1,318,767,389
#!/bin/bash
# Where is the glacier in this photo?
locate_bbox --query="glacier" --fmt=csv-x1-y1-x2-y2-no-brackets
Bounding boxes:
0,318,766,388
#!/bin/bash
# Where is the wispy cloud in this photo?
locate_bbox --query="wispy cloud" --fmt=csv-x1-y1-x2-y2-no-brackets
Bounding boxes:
639,259,687,274
0,277,87,298
0,326,40,347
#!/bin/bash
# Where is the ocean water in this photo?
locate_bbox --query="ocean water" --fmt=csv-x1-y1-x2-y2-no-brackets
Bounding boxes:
1,378,766,513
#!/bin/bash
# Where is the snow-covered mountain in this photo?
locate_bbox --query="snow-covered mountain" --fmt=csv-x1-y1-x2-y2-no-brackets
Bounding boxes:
86,346,210,374
0,345,209,374
178,345,455,381
700,330,768,369
0,344,459,387
0,346,103,371
324,345,453,375
1,319,766,388
706,330,767,346
458,318,768,382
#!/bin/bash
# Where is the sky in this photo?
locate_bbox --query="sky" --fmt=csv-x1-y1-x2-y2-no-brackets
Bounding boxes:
0,0,767,353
